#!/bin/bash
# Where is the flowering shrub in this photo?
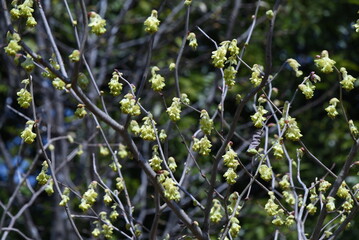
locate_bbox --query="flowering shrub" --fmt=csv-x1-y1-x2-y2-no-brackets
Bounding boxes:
1,1,359,240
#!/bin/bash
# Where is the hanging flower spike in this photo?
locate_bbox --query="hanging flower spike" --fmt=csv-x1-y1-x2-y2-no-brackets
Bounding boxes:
210,199,223,223
144,10,160,34
348,120,358,138
279,116,303,141
325,98,340,119
250,105,268,128
149,66,165,91
21,120,36,144
20,55,35,73
287,58,303,77
223,168,238,184
166,97,181,121
108,71,123,96
17,87,32,109
129,120,141,135
36,161,50,185
264,192,279,216
192,136,212,156
139,114,157,141
59,187,70,206
279,175,290,190
161,177,180,201
229,217,241,238
79,181,98,211
314,50,336,73
149,145,163,171
224,66,237,87
318,180,332,192
298,80,316,99
168,157,177,172
353,19,359,32
4,32,22,57
273,141,284,159
340,67,357,91
250,64,263,87
88,12,107,35
258,164,273,181
184,0,192,6
211,42,229,68
222,144,239,169
187,32,198,50
326,196,336,211
119,93,141,116
200,109,213,135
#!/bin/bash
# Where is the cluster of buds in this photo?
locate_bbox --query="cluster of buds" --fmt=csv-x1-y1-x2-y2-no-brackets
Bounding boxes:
69,50,80,62
149,66,165,91
144,10,160,33
108,71,123,96
10,0,37,27
192,135,212,156
325,98,340,119
166,97,181,121
88,12,106,35
75,104,87,118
